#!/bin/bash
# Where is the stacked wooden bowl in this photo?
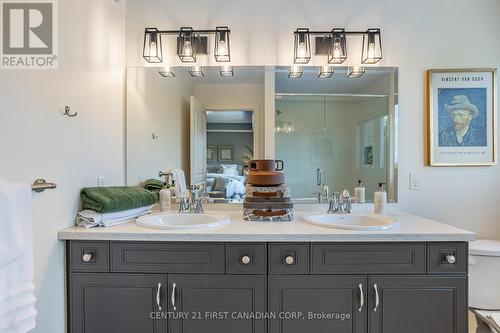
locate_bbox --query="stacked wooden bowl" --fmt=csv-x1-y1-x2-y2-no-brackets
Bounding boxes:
243,160,293,221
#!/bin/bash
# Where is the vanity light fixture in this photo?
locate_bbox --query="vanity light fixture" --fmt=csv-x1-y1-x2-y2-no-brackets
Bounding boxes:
294,27,382,65
143,28,162,63
178,27,197,62
288,65,303,78
347,66,365,78
214,27,231,62
220,65,234,77
142,26,232,64
293,28,311,64
318,65,334,78
189,66,204,77
158,66,175,77
328,29,347,64
361,29,382,64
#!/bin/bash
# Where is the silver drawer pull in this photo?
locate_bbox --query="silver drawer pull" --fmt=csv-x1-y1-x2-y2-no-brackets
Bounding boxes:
284,256,294,265
358,284,364,312
445,255,456,264
156,283,162,311
241,255,251,265
171,283,176,311
82,253,93,263
373,284,379,312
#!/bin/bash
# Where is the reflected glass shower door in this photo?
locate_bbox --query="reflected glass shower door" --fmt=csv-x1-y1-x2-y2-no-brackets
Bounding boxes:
276,95,389,202
275,95,329,200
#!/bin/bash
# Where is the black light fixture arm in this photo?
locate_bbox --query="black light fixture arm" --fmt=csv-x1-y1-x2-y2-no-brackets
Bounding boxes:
296,29,377,36
150,28,231,35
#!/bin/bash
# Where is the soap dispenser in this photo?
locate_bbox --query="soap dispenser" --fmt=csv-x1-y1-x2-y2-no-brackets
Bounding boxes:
159,183,172,212
374,183,387,214
354,180,366,203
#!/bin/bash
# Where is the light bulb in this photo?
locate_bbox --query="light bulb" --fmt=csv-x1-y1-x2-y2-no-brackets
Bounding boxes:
367,42,375,60
183,41,193,56
333,42,341,59
149,41,157,57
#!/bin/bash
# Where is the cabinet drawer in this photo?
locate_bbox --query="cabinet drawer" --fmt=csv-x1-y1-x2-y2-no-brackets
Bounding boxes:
111,242,224,273
226,243,267,274
269,243,309,274
311,243,426,274
68,241,109,272
427,242,468,274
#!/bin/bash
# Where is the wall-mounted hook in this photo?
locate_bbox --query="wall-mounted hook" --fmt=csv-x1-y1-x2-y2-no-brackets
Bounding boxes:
152,133,158,139
63,106,77,117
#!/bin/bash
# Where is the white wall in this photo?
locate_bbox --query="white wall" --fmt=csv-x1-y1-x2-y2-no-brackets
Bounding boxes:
126,67,192,184
126,0,500,239
0,1,125,332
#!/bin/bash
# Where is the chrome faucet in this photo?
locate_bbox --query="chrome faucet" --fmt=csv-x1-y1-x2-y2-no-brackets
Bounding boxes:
178,185,204,214
327,189,352,214
317,184,330,203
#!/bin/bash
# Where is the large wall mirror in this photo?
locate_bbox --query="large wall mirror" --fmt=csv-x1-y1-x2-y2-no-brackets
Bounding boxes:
126,66,398,203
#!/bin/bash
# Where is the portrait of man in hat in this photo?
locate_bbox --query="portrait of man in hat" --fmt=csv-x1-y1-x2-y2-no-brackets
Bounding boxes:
438,91,487,147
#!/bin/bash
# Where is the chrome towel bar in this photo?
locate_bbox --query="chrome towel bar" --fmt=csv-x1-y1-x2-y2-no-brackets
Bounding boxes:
31,179,57,192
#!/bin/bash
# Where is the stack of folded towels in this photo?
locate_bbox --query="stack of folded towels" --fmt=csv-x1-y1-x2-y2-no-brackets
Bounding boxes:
76,186,157,228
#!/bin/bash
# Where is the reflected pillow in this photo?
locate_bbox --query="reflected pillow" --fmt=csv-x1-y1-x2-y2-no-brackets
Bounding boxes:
207,164,222,173
213,176,232,194
221,164,238,176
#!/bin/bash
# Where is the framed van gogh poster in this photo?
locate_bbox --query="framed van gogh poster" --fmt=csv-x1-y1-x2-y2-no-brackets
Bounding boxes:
427,68,497,166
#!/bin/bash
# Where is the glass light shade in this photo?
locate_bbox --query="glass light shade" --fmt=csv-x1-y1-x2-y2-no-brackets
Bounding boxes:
293,28,311,64
177,27,196,62
362,29,382,64
288,65,303,78
189,66,204,77
318,65,334,78
220,65,233,77
347,66,365,78
328,29,347,64
143,28,162,63
214,27,230,62
158,66,175,77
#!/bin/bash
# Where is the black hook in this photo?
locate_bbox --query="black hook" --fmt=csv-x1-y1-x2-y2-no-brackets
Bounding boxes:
63,106,77,117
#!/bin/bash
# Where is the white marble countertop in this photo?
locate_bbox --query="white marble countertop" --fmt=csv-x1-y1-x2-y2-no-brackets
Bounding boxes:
58,204,475,242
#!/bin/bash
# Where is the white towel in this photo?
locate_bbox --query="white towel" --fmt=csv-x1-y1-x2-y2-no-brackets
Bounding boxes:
0,181,26,266
170,169,187,198
76,205,153,228
0,179,37,332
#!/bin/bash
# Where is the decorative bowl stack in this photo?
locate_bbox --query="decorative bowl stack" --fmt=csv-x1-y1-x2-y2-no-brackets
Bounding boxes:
243,160,293,222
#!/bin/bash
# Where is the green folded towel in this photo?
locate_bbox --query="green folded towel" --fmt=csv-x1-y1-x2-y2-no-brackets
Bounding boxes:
144,179,165,192
81,186,157,213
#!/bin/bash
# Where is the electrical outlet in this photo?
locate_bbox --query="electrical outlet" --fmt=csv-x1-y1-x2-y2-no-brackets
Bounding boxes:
409,173,421,190
97,176,106,187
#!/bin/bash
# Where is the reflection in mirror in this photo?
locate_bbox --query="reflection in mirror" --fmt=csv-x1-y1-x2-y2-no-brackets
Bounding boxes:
275,66,398,203
126,66,398,204
127,66,265,203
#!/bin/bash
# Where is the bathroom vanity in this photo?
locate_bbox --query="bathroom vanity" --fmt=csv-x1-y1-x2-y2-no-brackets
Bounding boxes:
59,210,474,333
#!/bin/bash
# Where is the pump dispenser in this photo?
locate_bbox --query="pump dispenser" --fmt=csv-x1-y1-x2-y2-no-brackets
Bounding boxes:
374,182,387,214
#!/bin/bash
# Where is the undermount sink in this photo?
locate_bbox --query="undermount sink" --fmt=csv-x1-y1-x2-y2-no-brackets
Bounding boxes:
302,213,400,231
136,212,230,230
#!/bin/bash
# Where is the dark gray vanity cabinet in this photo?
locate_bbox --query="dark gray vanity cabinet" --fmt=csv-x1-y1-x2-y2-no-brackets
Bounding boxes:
368,276,467,333
268,275,367,333
168,275,266,333
70,273,167,333
66,241,468,333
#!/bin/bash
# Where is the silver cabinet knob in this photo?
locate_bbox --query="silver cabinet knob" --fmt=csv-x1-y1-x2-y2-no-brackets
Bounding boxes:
284,256,294,265
82,253,93,263
445,255,456,264
241,255,251,265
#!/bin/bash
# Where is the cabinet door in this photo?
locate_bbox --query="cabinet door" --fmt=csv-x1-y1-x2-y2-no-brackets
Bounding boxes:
168,275,266,333
70,273,167,333
268,275,367,333
368,276,467,333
